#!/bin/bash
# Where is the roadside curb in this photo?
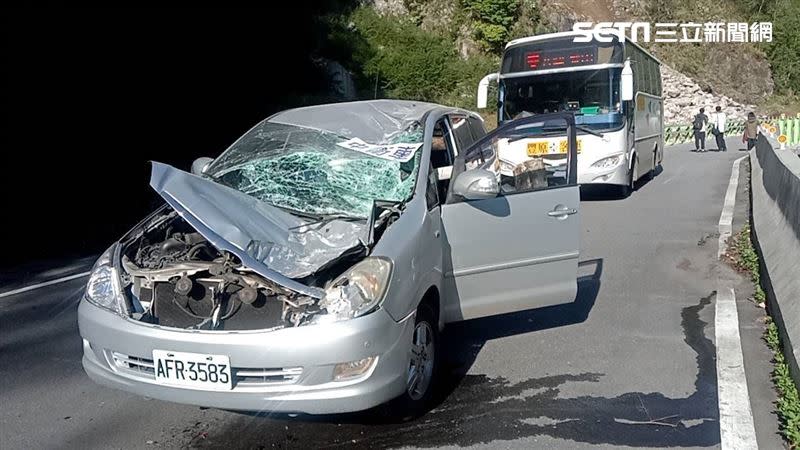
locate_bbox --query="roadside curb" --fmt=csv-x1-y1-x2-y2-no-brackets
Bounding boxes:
749,135,800,386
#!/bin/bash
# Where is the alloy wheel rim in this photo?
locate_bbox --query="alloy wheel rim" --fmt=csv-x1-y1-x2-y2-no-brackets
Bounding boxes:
407,321,434,400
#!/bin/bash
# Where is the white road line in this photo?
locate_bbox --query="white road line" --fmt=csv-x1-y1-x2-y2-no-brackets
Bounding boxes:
718,157,745,259
716,155,757,450
0,271,91,299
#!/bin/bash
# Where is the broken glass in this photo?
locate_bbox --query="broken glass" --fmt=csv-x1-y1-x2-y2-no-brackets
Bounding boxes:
210,122,422,218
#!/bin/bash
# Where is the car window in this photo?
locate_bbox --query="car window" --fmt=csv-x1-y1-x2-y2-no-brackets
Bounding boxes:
450,114,474,152
448,115,574,203
467,116,487,141
431,119,456,170
425,164,439,210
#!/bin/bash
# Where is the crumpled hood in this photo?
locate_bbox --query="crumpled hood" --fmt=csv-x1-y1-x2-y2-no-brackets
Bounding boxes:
149,162,368,298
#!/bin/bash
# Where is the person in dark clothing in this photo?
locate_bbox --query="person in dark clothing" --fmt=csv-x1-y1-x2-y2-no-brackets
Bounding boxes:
711,106,727,151
743,112,760,151
693,108,709,152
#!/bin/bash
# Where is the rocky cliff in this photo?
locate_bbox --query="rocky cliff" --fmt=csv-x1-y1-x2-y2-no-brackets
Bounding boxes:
661,65,757,124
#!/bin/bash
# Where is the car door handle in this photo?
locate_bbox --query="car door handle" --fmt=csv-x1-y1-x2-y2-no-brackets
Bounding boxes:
547,208,578,217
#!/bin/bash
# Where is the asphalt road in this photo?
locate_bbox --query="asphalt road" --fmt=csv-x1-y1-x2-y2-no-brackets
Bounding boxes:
0,138,785,449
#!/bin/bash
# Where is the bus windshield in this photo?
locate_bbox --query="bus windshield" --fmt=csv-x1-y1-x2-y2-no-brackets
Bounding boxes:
500,68,623,131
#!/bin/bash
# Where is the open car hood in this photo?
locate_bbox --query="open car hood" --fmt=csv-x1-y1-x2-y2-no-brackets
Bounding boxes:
149,162,369,298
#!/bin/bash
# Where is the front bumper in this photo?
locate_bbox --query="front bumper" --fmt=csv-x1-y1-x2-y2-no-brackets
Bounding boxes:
78,300,414,414
577,160,629,185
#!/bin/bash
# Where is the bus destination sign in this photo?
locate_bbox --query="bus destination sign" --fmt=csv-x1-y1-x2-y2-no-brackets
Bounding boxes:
525,47,597,70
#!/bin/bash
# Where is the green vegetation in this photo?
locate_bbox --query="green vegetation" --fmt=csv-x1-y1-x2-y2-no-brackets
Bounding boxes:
323,1,550,111
739,0,800,96
461,0,519,52
326,7,498,110
729,225,765,304
729,224,800,446
765,319,800,446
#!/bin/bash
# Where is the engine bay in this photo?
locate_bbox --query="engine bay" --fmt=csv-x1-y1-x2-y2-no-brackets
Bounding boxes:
117,205,398,331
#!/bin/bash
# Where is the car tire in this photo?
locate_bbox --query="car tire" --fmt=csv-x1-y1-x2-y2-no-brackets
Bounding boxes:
388,302,440,420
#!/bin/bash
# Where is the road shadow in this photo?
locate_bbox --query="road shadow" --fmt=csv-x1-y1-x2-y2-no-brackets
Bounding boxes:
188,275,722,449
579,165,663,201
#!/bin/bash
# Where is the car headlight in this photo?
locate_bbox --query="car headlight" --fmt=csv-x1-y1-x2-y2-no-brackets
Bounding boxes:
314,257,392,324
85,244,124,314
591,153,625,169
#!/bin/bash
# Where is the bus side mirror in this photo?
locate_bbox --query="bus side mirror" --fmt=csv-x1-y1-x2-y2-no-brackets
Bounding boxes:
477,73,499,109
621,59,634,102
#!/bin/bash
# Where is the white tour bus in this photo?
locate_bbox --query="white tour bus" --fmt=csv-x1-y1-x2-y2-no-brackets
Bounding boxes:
477,31,664,195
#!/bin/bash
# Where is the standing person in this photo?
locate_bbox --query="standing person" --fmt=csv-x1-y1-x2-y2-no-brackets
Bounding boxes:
743,111,760,151
711,106,727,151
692,108,709,152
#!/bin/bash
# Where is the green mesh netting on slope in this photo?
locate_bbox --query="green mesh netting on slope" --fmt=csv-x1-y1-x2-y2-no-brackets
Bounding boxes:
222,149,421,218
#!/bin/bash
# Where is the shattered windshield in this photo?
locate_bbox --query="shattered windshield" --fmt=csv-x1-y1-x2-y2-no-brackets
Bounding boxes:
206,121,423,218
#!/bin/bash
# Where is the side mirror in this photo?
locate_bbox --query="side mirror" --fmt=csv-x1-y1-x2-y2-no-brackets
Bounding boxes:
452,169,500,200
477,73,499,109
191,157,214,175
621,59,634,102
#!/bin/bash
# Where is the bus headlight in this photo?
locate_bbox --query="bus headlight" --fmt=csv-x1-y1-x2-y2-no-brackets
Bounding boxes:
499,159,516,174
591,153,625,169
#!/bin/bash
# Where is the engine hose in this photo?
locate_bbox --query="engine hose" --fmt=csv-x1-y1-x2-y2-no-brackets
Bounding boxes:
187,243,211,260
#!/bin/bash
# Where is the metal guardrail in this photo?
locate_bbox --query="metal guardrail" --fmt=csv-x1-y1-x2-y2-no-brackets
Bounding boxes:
665,115,800,148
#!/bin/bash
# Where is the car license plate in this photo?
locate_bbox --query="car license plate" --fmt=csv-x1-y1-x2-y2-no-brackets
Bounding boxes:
153,350,232,391
528,140,582,156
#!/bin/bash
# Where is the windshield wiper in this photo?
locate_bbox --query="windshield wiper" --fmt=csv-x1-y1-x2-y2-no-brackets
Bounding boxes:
289,213,366,231
268,204,325,221
576,125,604,138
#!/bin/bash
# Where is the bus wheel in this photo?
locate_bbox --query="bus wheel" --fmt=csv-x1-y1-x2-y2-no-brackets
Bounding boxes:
621,159,636,197
645,152,656,181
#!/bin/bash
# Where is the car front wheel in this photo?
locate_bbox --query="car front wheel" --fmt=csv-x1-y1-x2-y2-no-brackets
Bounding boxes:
389,303,440,419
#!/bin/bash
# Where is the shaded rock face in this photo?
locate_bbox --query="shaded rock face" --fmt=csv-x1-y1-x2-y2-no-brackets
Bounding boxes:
540,1,591,32
661,64,758,125
702,46,774,103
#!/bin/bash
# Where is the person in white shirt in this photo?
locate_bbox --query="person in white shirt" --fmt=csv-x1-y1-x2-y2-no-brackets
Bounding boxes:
711,106,727,151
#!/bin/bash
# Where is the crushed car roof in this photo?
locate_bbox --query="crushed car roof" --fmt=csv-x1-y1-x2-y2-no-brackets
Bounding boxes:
267,99,442,144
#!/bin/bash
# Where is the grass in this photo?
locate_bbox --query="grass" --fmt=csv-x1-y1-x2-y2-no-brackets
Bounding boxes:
729,224,800,447
759,93,800,118
727,225,765,305
765,318,800,447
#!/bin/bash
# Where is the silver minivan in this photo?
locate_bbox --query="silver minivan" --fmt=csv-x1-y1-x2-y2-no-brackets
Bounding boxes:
78,100,581,416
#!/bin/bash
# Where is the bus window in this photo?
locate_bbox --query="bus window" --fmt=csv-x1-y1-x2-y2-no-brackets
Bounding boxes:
499,69,623,131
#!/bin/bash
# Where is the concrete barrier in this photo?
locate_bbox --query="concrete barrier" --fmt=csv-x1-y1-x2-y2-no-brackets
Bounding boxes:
750,134,800,385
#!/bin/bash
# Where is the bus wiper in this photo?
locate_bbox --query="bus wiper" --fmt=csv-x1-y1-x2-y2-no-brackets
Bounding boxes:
507,131,562,143
576,125,604,138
